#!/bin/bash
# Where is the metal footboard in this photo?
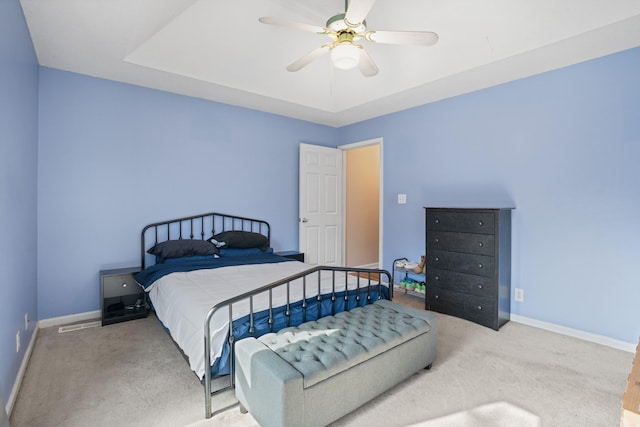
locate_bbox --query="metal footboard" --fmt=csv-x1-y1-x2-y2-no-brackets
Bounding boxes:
203,265,392,419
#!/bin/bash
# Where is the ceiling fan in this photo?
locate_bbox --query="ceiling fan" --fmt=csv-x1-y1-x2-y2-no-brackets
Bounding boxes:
259,0,439,77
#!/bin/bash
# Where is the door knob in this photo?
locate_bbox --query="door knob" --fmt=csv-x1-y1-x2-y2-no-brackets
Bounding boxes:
300,218,308,223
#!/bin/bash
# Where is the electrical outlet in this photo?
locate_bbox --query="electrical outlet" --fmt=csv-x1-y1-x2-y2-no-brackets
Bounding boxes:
397,193,407,204
16,331,20,353
25,312,29,330
514,288,524,302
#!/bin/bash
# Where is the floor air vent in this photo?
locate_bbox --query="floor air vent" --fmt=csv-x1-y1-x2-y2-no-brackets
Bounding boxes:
58,321,101,334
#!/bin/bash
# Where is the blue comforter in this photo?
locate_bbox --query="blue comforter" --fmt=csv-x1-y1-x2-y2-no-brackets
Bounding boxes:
135,253,295,289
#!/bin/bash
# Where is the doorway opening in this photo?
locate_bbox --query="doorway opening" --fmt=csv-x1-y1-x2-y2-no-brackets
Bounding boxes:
341,138,382,269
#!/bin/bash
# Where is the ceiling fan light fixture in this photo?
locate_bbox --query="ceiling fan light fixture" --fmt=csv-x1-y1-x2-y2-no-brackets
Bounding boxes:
331,42,360,70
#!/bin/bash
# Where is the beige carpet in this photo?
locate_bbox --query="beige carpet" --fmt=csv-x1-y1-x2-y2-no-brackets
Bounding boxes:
10,293,632,427
407,402,540,427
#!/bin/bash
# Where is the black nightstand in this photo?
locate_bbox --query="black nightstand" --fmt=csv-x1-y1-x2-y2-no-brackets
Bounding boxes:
101,267,147,326
275,251,305,262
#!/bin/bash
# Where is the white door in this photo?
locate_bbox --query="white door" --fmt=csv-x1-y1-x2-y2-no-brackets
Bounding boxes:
299,143,343,266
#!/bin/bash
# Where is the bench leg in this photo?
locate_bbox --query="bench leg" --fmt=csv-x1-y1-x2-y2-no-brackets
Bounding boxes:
425,363,433,370
239,403,248,414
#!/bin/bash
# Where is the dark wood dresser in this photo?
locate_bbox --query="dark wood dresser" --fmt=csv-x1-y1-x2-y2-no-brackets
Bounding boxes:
424,207,513,330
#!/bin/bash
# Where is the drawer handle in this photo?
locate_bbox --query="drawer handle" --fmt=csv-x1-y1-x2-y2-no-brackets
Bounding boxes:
435,257,440,262
477,284,483,289
434,238,440,243
122,283,127,288
478,242,483,247
478,263,483,269
477,305,483,310
478,221,484,226
434,295,439,300
435,275,440,281
435,218,440,224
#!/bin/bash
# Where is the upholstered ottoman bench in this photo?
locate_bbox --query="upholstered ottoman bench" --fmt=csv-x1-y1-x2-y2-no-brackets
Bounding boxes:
234,299,438,427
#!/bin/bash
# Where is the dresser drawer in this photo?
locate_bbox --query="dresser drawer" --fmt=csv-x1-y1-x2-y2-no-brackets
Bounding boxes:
427,249,495,278
427,268,496,298
427,230,495,256
427,286,496,326
426,210,495,234
103,273,142,298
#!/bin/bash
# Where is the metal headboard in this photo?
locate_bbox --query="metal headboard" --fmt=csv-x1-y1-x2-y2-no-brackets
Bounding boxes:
140,212,271,269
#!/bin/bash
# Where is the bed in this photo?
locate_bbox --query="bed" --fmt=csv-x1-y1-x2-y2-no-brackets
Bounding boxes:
133,212,392,418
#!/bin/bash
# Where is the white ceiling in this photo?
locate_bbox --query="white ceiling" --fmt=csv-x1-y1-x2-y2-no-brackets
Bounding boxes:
20,0,640,127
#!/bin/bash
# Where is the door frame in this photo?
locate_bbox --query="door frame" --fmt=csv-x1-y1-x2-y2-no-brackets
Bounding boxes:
339,137,384,269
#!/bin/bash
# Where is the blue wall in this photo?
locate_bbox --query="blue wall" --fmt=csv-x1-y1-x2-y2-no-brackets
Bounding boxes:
3,0,639,405
37,68,338,319
0,0,39,406
340,47,640,344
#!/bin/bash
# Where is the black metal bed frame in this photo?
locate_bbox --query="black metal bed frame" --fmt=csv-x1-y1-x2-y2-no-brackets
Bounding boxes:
203,265,391,418
140,212,270,269
138,212,391,419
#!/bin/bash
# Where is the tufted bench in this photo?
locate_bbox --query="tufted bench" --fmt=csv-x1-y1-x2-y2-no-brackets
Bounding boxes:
234,299,438,427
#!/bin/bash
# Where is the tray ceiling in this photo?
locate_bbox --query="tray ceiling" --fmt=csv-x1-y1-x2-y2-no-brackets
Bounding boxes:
20,0,640,127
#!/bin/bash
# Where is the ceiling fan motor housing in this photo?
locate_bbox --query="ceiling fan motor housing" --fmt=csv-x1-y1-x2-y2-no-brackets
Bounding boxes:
326,13,366,33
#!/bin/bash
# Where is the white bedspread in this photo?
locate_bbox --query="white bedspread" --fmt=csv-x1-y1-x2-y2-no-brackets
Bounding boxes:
146,261,370,379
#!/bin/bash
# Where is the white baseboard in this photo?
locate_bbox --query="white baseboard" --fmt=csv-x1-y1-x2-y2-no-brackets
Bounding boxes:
37,310,101,329
510,314,637,353
6,326,38,416
355,263,380,269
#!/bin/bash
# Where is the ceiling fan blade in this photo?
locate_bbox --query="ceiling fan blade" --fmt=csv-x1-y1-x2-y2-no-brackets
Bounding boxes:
345,0,376,26
368,30,439,46
358,49,378,77
259,16,325,34
287,46,330,72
